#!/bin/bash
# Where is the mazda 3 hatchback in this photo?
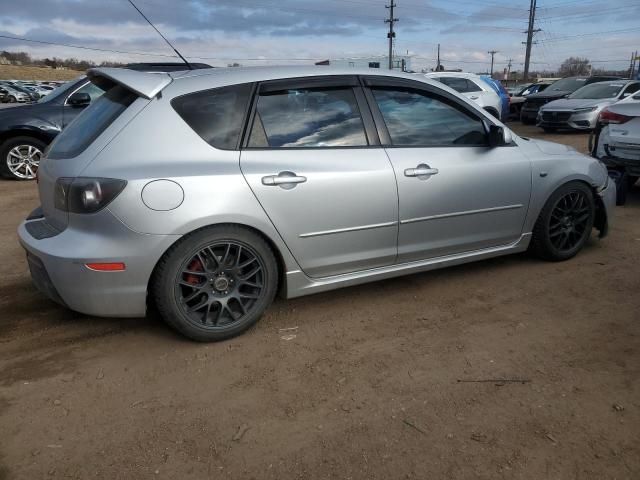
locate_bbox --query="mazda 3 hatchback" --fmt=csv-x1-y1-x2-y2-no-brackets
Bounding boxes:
19,66,616,341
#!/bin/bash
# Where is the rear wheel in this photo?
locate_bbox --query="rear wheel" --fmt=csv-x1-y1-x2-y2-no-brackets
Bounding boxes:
7,96,16,103
530,182,595,261
153,226,278,342
0,136,46,180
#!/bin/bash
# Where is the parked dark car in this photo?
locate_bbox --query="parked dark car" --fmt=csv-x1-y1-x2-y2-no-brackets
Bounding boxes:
509,81,553,119
520,76,621,125
0,76,105,179
0,82,40,102
0,63,212,180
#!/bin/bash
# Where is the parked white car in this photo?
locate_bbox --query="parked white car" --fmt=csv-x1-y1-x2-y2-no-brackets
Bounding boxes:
591,93,640,204
424,72,503,120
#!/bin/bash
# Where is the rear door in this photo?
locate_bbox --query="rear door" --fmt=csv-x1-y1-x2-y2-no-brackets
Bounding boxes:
363,76,531,262
240,76,399,278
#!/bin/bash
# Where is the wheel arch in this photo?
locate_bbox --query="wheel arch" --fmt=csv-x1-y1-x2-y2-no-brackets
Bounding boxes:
0,128,56,147
525,176,600,235
146,221,290,311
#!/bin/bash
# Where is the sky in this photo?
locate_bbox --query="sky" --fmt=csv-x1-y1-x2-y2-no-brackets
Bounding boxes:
0,0,638,74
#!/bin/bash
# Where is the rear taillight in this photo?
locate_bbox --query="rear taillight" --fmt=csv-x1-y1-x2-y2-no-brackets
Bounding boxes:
599,108,632,125
54,177,126,213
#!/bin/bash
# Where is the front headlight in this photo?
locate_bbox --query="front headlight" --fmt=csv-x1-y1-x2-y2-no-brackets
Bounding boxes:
573,107,597,113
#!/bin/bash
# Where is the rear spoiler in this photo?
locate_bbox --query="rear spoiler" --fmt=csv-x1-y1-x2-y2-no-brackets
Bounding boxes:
86,67,172,100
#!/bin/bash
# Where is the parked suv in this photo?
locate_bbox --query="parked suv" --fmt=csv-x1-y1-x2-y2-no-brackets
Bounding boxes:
521,76,621,125
0,77,105,179
18,66,614,341
424,72,503,120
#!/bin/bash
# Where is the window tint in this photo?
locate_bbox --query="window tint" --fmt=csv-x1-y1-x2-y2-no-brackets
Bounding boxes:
48,83,137,159
372,88,487,147
438,77,482,93
172,83,252,150
248,87,368,148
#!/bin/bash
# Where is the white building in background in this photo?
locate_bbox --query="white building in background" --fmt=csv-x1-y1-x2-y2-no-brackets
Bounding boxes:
315,55,413,72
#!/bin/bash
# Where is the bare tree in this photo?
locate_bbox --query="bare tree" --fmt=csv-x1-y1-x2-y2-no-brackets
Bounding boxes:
559,57,591,77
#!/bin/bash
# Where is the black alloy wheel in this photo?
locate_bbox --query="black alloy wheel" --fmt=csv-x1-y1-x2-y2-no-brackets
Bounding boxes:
153,226,278,341
531,181,595,261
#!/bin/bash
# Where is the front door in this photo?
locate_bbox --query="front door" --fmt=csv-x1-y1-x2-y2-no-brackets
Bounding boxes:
364,79,531,262
240,77,398,278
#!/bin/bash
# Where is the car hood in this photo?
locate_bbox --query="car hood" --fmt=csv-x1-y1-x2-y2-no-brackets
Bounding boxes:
527,138,577,155
0,103,61,131
526,90,571,101
542,98,614,110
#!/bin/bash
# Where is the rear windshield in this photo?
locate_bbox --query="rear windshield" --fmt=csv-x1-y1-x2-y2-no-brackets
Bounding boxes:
48,82,137,159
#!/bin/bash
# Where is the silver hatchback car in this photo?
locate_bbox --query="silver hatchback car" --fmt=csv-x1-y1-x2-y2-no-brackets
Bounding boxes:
19,66,616,341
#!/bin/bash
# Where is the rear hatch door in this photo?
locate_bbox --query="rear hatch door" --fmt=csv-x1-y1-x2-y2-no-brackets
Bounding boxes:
38,68,171,231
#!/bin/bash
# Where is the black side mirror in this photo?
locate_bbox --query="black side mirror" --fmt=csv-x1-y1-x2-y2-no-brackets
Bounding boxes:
67,92,91,107
488,125,504,148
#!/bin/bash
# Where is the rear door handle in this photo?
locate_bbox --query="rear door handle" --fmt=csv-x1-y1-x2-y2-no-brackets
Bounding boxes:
262,171,307,189
404,164,439,178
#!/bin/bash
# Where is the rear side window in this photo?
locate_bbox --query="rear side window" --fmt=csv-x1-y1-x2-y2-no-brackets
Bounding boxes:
172,83,253,150
48,83,136,159
247,87,368,148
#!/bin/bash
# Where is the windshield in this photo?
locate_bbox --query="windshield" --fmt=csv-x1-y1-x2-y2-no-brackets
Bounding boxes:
548,77,588,92
568,83,625,99
36,77,84,104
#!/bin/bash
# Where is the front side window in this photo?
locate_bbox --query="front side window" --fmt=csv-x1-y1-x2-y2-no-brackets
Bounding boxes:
70,82,106,103
248,87,368,148
438,77,481,93
372,88,487,147
172,83,253,150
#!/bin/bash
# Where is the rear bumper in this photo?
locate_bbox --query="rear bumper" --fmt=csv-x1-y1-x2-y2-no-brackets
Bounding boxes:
18,210,180,317
600,155,640,176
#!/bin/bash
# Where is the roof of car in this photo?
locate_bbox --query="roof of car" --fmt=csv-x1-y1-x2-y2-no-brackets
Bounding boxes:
423,71,481,79
168,65,428,83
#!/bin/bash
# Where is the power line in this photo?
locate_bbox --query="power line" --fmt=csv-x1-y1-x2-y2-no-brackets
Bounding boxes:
0,34,176,58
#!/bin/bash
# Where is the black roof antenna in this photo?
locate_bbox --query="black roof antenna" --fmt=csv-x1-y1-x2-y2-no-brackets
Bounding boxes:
126,0,193,70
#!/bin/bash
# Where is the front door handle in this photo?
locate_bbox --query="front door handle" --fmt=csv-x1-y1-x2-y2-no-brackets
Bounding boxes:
262,171,307,189
404,164,439,179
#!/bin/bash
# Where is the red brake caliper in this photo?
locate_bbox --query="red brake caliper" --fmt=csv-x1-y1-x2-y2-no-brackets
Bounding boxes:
185,258,204,285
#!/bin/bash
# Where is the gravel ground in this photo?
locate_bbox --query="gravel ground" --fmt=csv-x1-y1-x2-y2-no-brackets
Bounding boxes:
0,124,638,480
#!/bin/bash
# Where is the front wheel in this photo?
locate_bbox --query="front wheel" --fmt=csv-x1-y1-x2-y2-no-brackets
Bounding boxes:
0,136,46,180
153,226,278,341
530,182,595,261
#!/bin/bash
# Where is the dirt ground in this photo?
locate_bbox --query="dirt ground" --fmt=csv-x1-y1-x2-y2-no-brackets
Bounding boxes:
0,124,639,480
0,65,82,82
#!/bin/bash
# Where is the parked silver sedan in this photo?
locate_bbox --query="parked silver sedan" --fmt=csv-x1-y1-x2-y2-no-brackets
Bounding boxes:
538,80,640,132
18,66,616,341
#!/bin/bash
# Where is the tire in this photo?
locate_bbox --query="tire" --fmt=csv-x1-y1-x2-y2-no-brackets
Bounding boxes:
612,171,629,206
0,136,46,180
543,127,557,133
152,225,278,342
8,96,16,103
530,181,595,262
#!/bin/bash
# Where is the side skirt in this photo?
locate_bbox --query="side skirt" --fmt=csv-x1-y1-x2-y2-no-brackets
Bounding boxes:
285,233,532,299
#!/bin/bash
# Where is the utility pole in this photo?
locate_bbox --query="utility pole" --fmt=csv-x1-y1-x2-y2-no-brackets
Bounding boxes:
507,58,513,80
523,0,541,82
436,43,441,71
488,50,498,77
630,51,638,79
385,1,398,70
